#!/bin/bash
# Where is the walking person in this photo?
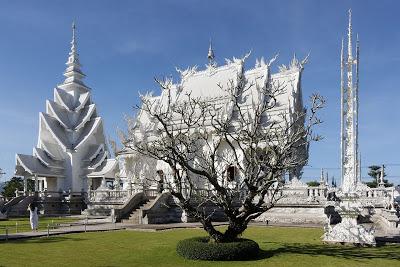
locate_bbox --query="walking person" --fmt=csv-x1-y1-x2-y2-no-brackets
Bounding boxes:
28,203,38,232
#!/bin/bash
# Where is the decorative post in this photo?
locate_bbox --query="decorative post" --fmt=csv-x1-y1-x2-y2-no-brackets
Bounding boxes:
129,174,133,195
23,176,28,196
378,165,385,187
114,175,121,191
34,174,39,192
320,168,325,185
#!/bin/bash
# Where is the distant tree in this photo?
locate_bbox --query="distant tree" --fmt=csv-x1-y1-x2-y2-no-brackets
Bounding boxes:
1,177,23,198
366,165,393,188
306,181,320,187
1,177,34,199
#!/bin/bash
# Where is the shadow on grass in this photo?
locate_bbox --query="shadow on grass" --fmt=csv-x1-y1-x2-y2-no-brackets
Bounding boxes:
256,242,400,261
3,236,87,244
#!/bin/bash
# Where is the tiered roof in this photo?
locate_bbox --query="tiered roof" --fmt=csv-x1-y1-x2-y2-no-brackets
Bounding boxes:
15,23,117,190
133,53,305,137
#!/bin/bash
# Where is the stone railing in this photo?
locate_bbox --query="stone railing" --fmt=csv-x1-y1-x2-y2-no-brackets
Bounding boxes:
16,190,86,198
15,190,36,197
360,187,390,198
88,190,129,203
307,187,328,198
144,189,159,199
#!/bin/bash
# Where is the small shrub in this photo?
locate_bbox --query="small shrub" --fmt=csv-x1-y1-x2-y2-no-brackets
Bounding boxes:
306,181,320,187
176,236,259,261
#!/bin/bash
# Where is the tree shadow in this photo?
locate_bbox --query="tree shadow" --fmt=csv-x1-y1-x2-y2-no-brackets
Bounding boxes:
3,235,87,244
255,241,400,261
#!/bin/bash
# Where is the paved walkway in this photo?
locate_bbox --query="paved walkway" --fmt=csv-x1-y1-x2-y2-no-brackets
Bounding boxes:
0,220,320,241
0,220,399,243
0,222,127,241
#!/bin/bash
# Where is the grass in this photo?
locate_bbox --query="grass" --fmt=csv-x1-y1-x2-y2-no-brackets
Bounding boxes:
0,226,399,267
0,217,79,233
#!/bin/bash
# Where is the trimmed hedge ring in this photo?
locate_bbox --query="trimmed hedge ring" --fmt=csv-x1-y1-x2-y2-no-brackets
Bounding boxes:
176,237,259,261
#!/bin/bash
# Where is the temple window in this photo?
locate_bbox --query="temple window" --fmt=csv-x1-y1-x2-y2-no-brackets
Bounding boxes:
226,165,236,182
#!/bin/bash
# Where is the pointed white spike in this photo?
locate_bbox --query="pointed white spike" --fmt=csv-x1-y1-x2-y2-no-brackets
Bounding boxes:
63,21,86,85
207,38,215,61
348,9,353,60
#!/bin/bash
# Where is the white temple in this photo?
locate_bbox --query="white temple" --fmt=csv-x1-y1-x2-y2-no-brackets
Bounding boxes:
4,14,397,227
15,23,118,198
118,48,308,192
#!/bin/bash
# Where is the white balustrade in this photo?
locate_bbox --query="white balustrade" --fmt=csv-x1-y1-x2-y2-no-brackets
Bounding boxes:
89,190,129,203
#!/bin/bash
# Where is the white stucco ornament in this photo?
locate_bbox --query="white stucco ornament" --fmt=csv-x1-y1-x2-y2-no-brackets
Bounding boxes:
323,197,376,245
324,10,376,246
15,22,117,193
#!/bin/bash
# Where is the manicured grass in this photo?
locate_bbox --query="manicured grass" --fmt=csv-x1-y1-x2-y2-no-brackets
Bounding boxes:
0,226,399,267
0,217,78,233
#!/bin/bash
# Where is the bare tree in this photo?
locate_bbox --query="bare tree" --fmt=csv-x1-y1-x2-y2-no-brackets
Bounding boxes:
120,57,324,242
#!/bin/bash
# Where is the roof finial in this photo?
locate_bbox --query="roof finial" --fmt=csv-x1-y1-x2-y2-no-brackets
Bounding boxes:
207,38,215,64
63,21,86,86
379,164,385,187
348,9,353,60
320,168,325,183
72,21,76,43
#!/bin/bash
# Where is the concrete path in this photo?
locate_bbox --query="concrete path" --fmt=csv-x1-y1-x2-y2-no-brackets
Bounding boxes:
0,222,127,241
1,220,399,243
0,220,318,241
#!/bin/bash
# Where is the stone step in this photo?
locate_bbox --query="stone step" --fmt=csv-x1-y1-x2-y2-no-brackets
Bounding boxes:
122,199,156,224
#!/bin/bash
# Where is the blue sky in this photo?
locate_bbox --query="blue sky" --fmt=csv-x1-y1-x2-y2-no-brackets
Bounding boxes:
0,0,399,185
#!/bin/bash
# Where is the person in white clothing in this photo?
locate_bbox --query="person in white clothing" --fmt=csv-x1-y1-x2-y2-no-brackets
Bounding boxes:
28,203,38,232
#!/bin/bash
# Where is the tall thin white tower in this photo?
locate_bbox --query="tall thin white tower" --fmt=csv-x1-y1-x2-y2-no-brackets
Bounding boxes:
341,9,360,193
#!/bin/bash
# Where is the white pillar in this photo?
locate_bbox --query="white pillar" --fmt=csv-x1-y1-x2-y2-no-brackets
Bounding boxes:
23,177,28,196
129,175,133,195
34,175,38,192
38,180,43,192
87,177,92,191
43,178,48,191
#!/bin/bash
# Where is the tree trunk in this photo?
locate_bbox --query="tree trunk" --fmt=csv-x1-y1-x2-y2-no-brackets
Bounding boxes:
201,218,225,242
201,217,248,243
222,219,248,242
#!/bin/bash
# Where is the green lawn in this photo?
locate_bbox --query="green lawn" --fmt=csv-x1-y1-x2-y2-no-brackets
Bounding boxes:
0,217,78,233
0,226,399,267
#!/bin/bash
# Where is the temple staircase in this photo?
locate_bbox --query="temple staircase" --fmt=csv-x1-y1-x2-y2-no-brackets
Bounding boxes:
121,199,155,224
0,195,35,217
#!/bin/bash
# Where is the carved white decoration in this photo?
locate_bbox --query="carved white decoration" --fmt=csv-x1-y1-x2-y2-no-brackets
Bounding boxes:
15,23,117,193
176,66,198,83
324,10,376,246
323,197,376,245
341,9,361,194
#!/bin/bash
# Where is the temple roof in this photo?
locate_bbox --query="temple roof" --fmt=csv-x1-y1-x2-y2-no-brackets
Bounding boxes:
87,159,118,178
133,55,304,137
15,154,64,177
15,22,116,190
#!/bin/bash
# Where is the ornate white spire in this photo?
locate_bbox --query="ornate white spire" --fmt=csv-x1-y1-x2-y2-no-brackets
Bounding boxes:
207,39,215,62
379,165,385,187
340,37,344,186
341,9,360,193
15,21,117,195
63,21,86,86
326,171,329,186
347,9,353,61
320,168,325,184
355,34,360,182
